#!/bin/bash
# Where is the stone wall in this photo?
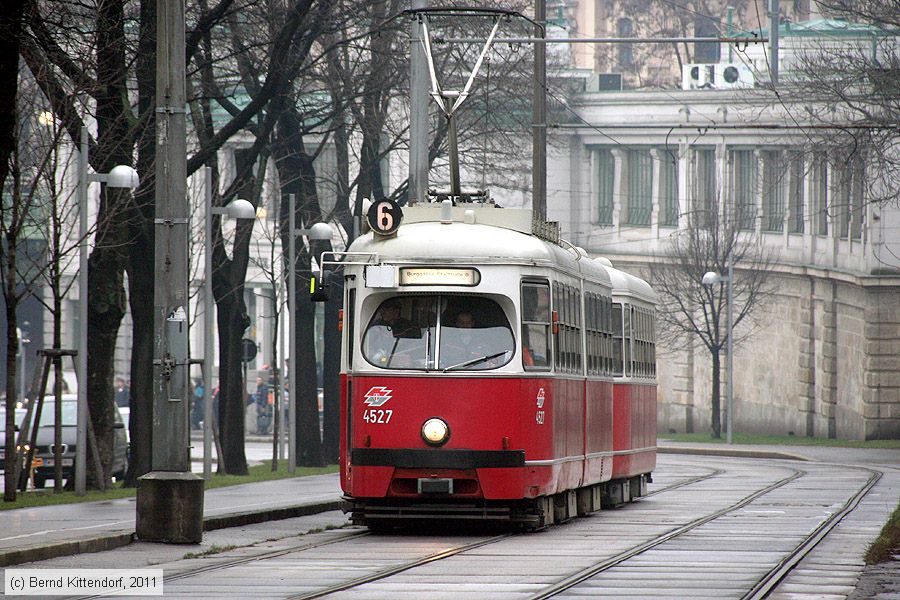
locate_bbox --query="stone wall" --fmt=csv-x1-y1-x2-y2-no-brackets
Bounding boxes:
643,262,900,440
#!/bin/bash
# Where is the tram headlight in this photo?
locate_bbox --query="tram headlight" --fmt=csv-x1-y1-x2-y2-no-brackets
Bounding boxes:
421,417,450,447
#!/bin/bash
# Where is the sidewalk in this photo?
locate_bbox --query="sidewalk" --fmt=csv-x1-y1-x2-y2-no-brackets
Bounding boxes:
0,473,341,568
1,440,897,582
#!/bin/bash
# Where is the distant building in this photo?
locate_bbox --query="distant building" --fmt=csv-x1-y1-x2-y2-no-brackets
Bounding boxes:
545,18,900,440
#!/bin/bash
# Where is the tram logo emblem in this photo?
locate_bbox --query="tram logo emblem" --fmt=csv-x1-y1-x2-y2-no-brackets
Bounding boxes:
363,386,393,407
536,388,545,408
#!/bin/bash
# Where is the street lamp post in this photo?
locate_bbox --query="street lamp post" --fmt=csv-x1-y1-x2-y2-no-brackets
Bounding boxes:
76,125,139,495
702,261,734,444
287,194,332,472
202,166,255,480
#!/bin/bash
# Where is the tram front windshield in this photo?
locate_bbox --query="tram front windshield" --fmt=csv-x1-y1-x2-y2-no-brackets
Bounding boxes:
362,296,514,371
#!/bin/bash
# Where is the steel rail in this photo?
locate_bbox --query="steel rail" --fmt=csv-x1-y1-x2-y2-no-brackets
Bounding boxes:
529,468,807,599
286,468,723,598
286,533,513,600
73,530,370,600
743,467,882,600
74,466,722,600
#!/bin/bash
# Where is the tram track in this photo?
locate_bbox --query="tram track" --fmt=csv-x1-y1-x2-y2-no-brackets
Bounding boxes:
742,467,882,600
529,464,882,599
73,530,371,600
279,468,725,599
286,533,513,600
70,465,723,600
528,467,808,599
77,461,873,600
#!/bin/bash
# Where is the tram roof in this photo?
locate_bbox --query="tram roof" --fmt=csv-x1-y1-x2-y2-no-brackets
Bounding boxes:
348,207,611,285
606,264,656,304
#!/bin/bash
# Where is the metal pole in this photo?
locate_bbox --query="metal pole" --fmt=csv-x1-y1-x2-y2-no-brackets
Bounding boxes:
75,126,88,496
409,0,428,205
532,0,546,220
151,0,189,474
726,258,734,444
769,0,780,85
726,6,734,62
278,277,285,461
203,166,213,480
288,194,297,472
137,0,202,544
18,330,24,403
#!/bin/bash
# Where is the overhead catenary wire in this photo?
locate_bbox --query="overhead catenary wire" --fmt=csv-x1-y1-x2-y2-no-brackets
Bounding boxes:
434,36,769,45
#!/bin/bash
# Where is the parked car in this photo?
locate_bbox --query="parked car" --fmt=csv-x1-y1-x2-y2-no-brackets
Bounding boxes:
25,395,128,488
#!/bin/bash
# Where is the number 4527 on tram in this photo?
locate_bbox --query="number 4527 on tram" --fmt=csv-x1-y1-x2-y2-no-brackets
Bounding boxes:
318,200,657,530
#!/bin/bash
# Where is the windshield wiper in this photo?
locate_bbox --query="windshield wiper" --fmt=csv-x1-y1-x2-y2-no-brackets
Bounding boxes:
442,351,507,372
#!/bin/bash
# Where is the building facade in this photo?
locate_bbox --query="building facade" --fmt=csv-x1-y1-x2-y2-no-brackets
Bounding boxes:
545,82,899,440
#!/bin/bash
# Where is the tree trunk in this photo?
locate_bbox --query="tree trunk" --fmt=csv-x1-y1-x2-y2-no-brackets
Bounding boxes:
213,216,253,476
123,0,157,486
3,263,19,502
322,277,342,463
1,0,25,504
86,0,133,488
710,347,721,439
216,290,250,475
274,108,325,467
291,252,323,467
320,111,351,465
0,0,22,190
86,228,127,486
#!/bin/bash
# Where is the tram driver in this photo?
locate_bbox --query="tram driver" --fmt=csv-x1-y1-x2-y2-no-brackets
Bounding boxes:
371,298,417,337
363,296,514,371
439,306,512,370
366,298,423,367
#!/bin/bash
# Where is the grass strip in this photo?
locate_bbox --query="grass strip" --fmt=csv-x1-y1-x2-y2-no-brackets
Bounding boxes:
1,462,338,511
658,432,900,449
865,502,900,564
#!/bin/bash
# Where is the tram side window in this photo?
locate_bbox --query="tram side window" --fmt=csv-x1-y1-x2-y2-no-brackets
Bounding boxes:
572,286,582,371
634,309,644,377
632,307,657,378
585,292,606,377
552,282,583,374
604,296,614,376
611,302,624,376
564,285,572,371
346,288,355,369
521,282,551,369
623,305,633,377
553,283,562,371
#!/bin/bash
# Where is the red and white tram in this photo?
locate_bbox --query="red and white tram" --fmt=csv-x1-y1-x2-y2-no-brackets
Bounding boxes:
329,202,656,529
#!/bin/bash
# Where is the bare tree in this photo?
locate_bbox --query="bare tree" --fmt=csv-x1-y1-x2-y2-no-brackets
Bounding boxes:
245,193,287,469
649,204,777,438
1,70,76,500
0,0,27,503
187,0,338,474
765,1,900,208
